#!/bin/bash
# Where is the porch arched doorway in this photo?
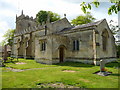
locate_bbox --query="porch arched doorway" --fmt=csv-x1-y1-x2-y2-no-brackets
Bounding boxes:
58,45,66,63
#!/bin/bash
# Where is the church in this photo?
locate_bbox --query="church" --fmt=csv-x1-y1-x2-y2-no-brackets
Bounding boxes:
11,11,116,65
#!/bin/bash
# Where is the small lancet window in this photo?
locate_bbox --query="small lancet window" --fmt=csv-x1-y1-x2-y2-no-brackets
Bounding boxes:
41,41,46,51
45,25,47,35
73,40,79,51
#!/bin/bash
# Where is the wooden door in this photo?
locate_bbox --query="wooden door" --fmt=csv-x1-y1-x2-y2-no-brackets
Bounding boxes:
59,47,64,62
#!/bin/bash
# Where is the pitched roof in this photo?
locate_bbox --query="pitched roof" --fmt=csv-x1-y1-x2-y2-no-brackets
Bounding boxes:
59,19,106,33
72,19,105,30
51,17,71,25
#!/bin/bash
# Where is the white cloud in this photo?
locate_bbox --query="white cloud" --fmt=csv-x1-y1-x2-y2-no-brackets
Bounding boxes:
0,0,118,43
0,21,9,33
17,0,84,20
1,0,18,7
0,21,10,43
0,33,5,43
0,9,16,17
60,0,110,3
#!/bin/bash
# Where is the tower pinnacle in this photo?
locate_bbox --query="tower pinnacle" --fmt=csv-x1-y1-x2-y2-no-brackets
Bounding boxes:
21,10,23,15
64,14,66,18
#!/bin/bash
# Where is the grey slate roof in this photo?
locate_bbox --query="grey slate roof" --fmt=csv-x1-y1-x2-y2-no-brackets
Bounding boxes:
60,19,105,32
14,18,106,36
72,19,105,30
14,25,44,36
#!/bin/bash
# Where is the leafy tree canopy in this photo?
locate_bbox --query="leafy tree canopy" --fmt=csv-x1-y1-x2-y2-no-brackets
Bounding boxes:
36,10,61,24
109,20,119,34
71,12,96,25
80,0,120,15
0,29,15,46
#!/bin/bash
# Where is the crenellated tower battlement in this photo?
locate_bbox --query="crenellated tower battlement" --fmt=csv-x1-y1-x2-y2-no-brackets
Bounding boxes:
15,10,37,36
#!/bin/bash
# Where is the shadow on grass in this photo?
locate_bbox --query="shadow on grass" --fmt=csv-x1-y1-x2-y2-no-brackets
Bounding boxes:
54,61,119,68
105,61,119,68
4,59,19,64
110,73,120,76
4,57,33,63
4,61,18,64
54,61,94,67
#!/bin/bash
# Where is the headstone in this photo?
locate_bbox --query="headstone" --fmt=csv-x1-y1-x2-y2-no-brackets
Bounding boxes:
100,60,105,72
94,60,112,76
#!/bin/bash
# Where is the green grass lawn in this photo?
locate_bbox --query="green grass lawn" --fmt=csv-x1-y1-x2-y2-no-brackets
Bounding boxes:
1,58,119,88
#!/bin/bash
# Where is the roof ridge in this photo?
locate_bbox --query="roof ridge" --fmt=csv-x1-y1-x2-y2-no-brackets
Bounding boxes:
72,18,106,30
96,18,106,25
51,17,68,24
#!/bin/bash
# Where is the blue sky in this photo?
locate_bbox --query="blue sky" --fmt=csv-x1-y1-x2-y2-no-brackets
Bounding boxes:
0,0,118,43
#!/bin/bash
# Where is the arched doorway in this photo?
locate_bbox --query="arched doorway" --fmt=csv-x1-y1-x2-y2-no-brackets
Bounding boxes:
59,45,66,63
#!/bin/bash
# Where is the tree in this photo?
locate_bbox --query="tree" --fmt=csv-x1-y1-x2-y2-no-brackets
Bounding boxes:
0,29,15,46
36,10,61,24
80,0,120,15
109,20,119,34
71,12,96,25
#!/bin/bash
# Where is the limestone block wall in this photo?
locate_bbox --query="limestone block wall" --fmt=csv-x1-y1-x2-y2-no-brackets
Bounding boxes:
35,35,52,64
12,36,21,57
51,35,68,63
23,33,31,58
95,20,116,59
32,29,47,58
16,15,37,33
18,36,24,57
51,30,94,64
31,32,36,58
64,30,94,59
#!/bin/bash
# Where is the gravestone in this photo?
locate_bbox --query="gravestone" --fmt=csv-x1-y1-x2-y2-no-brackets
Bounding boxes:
100,60,105,72
96,59,112,76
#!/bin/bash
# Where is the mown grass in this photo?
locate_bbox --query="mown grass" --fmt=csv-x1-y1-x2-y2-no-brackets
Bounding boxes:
3,58,57,69
2,58,119,88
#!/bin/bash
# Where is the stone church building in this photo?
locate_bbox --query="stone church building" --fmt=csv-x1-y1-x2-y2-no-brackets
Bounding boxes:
12,11,116,65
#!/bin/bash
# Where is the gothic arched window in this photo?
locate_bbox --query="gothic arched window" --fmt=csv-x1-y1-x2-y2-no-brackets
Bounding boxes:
102,29,109,51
